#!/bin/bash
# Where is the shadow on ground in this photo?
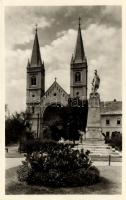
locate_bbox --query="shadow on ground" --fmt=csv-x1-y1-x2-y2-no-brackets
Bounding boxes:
5,165,121,195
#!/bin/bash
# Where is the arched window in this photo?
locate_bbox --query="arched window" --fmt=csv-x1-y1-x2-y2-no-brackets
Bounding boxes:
31,76,36,86
75,72,81,82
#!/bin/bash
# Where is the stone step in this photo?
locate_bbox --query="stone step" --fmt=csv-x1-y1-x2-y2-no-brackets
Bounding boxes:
91,154,122,159
73,149,110,154
73,139,122,159
84,138,104,141
77,147,110,151
82,143,107,145
92,152,120,156
86,150,110,154
78,145,110,148
79,141,107,144
91,156,122,162
82,142,106,145
74,146,121,157
75,144,109,148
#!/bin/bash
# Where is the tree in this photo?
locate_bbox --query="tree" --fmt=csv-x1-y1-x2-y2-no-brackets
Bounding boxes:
5,111,34,146
110,131,122,151
63,101,88,143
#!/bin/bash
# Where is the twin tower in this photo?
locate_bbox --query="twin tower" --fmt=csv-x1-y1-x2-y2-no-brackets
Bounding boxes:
26,19,88,136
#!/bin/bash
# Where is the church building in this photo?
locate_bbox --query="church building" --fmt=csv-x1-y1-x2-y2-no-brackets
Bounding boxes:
26,19,122,140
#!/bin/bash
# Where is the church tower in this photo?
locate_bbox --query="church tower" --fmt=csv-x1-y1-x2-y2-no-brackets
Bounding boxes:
26,26,45,136
70,18,88,100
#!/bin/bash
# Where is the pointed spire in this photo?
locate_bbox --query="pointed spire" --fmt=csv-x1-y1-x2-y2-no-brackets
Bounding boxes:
27,58,30,67
73,17,85,63
71,54,74,64
30,25,43,67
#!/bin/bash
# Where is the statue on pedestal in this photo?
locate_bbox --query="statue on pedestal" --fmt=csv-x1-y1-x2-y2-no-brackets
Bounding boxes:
91,70,100,93
87,69,102,140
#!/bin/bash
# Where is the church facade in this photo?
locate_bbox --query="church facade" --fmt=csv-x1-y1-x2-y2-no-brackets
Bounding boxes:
26,20,122,140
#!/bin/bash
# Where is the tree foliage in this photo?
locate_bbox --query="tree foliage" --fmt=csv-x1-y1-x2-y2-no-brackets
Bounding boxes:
110,131,122,151
5,111,34,145
104,131,122,151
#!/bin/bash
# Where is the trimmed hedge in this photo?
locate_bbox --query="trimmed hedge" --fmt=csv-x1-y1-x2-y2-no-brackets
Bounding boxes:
17,142,100,187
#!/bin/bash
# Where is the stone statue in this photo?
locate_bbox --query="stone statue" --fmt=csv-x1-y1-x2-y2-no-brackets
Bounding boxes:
91,70,100,93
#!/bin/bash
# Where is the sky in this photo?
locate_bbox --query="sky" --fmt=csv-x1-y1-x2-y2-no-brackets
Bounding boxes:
5,6,122,113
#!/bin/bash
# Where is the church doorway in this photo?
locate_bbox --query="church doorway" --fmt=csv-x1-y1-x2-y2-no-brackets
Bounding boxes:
42,103,66,141
41,101,88,142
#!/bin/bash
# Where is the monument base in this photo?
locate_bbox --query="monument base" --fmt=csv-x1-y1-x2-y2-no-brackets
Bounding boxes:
86,127,103,140
87,92,103,140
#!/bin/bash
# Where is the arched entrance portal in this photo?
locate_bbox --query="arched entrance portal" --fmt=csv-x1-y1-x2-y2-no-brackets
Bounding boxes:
40,101,88,142
42,103,66,141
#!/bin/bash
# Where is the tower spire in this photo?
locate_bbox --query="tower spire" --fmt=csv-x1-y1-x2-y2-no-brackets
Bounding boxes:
73,17,85,63
30,25,43,67
79,16,81,27
27,58,30,67
35,23,38,32
70,18,88,99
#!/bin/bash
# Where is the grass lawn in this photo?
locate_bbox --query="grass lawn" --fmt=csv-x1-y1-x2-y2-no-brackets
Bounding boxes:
5,165,121,195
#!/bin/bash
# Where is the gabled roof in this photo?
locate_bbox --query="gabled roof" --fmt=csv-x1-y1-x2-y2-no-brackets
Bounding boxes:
100,101,122,115
44,80,68,96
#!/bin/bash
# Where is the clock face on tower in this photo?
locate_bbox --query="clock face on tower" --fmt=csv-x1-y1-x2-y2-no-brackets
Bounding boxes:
31,93,36,101
32,93,35,98
31,92,40,103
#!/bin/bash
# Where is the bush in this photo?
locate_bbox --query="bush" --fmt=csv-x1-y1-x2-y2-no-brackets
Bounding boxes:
21,139,75,154
17,161,31,182
110,132,122,151
17,143,100,187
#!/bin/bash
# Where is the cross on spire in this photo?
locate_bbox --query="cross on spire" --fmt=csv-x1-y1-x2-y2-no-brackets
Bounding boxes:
35,23,38,32
79,17,81,27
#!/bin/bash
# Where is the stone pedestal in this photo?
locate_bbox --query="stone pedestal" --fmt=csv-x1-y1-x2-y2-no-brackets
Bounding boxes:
86,92,103,140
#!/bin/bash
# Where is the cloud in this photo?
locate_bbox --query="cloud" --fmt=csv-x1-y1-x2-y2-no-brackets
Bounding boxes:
5,7,55,49
42,24,121,102
5,6,122,50
5,49,31,112
84,24,122,101
102,6,122,26
5,6,122,113
63,6,121,28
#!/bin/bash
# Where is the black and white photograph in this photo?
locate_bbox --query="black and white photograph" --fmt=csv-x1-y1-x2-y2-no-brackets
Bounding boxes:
3,3,123,196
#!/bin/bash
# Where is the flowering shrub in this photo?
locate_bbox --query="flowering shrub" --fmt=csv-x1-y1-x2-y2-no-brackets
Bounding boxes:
17,142,100,187
17,161,31,182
